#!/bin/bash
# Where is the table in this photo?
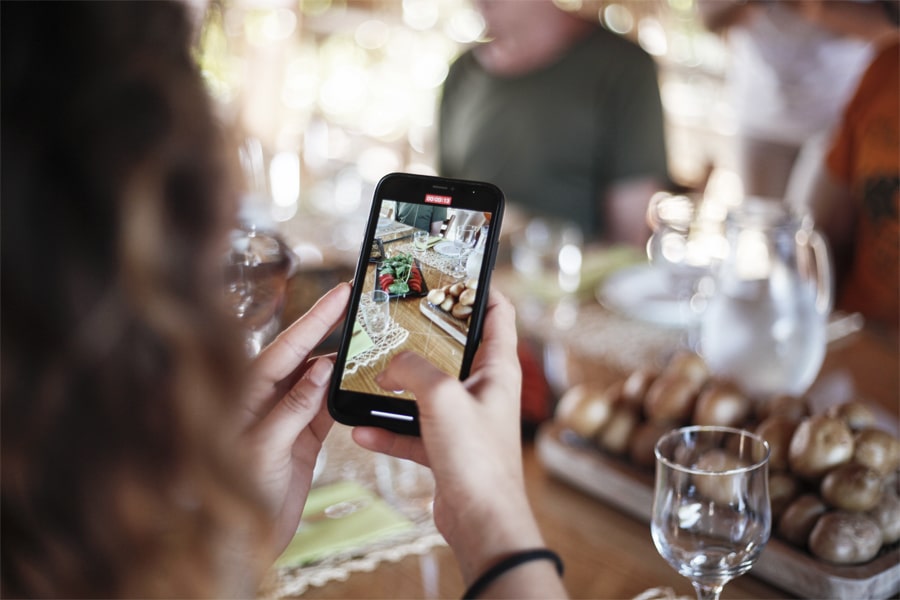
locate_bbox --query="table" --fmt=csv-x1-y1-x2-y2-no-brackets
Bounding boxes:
272,262,899,600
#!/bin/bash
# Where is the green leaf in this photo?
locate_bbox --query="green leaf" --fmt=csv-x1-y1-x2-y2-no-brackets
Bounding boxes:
388,281,409,295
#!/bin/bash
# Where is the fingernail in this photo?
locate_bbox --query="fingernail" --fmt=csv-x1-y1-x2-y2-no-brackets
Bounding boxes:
309,359,333,386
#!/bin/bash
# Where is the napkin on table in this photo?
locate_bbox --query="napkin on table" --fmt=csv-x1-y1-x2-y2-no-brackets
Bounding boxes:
275,480,415,568
347,321,374,360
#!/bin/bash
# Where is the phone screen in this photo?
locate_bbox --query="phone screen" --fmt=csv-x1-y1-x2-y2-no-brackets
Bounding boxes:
327,172,504,435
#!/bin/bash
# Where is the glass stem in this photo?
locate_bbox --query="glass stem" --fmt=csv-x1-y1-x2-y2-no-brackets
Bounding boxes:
692,582,723,600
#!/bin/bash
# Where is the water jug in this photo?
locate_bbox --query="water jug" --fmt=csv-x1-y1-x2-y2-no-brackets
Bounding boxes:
699,198,832,398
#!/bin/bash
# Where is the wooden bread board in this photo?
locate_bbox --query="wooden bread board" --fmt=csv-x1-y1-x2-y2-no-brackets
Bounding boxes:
536,421,900,600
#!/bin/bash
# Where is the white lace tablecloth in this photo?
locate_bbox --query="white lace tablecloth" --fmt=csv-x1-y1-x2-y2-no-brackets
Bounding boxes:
344,297,409,375
260,426,446,598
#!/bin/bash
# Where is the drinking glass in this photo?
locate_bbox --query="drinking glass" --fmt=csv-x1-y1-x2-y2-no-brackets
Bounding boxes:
413,230,429,255
224,228,289,357
362,289,391,337
452,225,478,277
652,426,771,600
646,193,709,301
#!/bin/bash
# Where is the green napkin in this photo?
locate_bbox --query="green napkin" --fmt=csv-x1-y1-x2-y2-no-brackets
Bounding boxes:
426,235,442,248
347,321,374,360
275,481,416,568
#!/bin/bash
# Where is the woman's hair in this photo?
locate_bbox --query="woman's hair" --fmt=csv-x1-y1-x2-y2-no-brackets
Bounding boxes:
1,2,269,596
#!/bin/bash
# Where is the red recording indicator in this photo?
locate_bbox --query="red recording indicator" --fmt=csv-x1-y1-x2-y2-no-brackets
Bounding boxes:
425,193,452,206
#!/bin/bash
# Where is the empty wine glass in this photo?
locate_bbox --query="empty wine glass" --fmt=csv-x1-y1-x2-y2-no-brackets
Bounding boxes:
452,224,478,277
645,193,713,315
652,426,771,600
224,228,290,356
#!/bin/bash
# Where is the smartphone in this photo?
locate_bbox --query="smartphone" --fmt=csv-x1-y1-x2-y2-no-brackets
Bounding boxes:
327,172,505,435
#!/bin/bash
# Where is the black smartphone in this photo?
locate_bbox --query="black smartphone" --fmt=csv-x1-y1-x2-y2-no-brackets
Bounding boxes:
327,172,505,435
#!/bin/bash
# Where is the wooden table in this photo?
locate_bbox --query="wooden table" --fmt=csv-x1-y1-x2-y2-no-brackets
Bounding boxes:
276,266,898,599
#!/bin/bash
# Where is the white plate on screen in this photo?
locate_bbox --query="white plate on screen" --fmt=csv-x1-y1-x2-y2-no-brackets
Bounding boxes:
596,264,696,328
433,241,461,257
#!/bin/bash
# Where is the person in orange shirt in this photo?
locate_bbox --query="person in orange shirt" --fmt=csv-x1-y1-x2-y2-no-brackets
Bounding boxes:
805,32,899,330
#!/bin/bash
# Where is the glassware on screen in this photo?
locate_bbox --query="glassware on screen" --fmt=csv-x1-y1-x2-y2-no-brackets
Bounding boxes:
452,224,478,277
413,230,429,254
362,290,391,337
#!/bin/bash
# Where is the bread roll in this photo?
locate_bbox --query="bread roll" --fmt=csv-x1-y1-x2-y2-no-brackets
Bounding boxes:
769,471,801,521
820,463,883,512
644,375,698,423
777,494,827,547
628,420,674,470
867,485,900,544
692,381,751,428
693,449,744,505
427,288,446,306
554,383,615,439
826,401,877,431
451,303,473,320
596,406,638,456
663,351,708,388
621,368,657,411
808,511,882,564
755,415,800,472
853,428,900,476
459,288,477,307
788,415,854,480
758,394,809,422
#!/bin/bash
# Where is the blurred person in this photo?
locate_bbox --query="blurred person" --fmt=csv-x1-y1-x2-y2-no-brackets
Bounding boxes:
395,202,448,235
697,0,897,201
801,29,899,331
0,2,567,599
439,0,670,246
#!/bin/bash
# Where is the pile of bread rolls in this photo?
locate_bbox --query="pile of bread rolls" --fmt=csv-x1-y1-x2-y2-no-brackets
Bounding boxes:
554,350,900,566
426,278,478,322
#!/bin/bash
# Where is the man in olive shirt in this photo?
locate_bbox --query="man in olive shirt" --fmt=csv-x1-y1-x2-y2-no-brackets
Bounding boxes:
439,0,669,246
395,202,448,235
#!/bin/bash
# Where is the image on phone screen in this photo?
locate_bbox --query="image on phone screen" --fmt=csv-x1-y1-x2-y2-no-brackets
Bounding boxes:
329,173,503,433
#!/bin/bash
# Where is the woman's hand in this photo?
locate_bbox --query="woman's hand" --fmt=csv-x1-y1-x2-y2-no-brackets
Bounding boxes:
352,290,564,597
240,282,350,554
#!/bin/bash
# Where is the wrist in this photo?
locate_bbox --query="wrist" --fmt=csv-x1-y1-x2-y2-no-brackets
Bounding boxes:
445,495,547,584
462,548,564,599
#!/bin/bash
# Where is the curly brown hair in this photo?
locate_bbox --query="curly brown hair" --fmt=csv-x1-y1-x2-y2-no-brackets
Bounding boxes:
1,1,270,596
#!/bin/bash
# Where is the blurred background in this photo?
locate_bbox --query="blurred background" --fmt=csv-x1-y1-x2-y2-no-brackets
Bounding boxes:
194,0,735,269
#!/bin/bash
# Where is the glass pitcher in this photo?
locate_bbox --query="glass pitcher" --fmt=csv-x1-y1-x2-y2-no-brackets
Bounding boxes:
698,198,832,398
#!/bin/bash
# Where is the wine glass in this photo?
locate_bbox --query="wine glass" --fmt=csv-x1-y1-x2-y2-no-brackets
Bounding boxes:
224,228,289,356
651,426,771,600
645,193,713,315
452,224,478,277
